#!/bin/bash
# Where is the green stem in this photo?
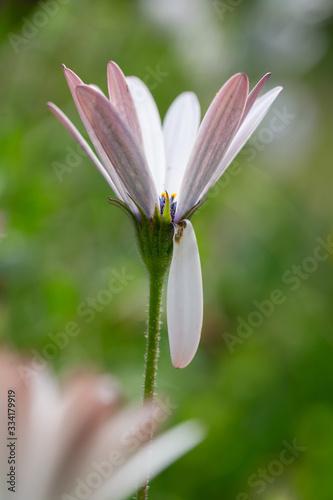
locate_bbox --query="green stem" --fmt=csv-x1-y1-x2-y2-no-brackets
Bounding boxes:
136,268,165,500
143,270,164,399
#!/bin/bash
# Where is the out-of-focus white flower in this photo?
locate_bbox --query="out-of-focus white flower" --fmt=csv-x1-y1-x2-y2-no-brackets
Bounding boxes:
0,351,204,500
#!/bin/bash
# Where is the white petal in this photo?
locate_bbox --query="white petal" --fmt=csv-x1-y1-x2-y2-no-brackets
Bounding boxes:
167,220,203,368
107,62,144,148
91,420,205,500
199,85,283,199
47,102,120,196
126,76,165,194
163,92,200,197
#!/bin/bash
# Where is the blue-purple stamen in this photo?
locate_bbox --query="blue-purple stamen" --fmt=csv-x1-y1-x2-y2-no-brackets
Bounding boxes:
159,192,177,221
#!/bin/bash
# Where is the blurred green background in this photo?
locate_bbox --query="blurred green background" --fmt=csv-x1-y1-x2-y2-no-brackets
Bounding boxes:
1,0,333,499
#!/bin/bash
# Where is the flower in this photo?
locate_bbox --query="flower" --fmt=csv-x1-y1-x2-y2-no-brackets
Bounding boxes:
47,62,282,368
0,350,204,500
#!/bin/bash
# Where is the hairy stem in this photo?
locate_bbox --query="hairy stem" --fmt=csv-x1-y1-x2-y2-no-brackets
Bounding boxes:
136,269,165,500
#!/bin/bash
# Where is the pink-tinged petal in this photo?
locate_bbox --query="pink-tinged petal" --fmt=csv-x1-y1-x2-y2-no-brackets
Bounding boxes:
167,220,203,368
48,374,121,497
91,420,205,500
76,84,159,217
107,61,144,148
126,76,165,194
199,85,283,199
175,73,249,221
240,72,271,125
47,102,120,196
163,92,201,197
20,369,64,500
62,66,134,209
88,84,106,96
65,404,155,487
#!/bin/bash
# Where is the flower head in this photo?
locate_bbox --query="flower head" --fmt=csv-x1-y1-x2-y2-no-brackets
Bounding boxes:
0,350,203,500
48,62,282,368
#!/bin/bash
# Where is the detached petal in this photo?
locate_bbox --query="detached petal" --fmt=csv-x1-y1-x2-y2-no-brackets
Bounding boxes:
127,76,165,194
176,73,249,221
76,84,159,217
167,220,203,368
47,102,119,195
107,61,144,148
199,85,283,199
163,92,201,197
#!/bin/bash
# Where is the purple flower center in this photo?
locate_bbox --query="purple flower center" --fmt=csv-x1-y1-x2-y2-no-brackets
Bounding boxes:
159,192,177,221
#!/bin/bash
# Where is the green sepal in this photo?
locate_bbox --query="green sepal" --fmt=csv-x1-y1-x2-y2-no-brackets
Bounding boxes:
180,197,207,221
108,197,140,231
151,202,162,258
108,196,147,259
109,196,174,278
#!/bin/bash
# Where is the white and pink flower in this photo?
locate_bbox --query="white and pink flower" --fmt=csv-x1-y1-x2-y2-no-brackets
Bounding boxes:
48,63,282,368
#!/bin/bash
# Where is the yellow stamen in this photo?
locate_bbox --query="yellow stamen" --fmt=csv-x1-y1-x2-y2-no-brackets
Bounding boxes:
161,191,166,198
171,193,177,198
